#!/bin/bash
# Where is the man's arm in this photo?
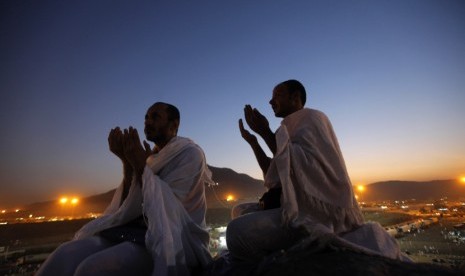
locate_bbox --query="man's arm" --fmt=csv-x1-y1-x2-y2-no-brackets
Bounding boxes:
120,163,134,204
239,119,271,175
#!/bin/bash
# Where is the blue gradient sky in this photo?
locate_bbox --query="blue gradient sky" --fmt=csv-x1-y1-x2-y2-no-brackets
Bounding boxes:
1,0,464,208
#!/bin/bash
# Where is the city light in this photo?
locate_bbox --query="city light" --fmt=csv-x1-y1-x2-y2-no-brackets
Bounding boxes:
355,185,365,202
226,194,235,202
59,197,68,204
59,196,80,205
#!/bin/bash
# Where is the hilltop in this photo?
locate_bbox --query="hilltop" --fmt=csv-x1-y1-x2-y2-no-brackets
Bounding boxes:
15,166,266,217
14,167,464,218
363,179,465,201
205,166,266,208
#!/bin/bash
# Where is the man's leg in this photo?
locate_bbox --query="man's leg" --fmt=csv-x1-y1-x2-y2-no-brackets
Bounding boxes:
231,202,261,219
74,241,153,276
36,236,114,276
226,208,303,262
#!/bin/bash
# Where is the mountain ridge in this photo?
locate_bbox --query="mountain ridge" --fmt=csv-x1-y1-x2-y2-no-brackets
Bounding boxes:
16,167,464,216
362,179,464,201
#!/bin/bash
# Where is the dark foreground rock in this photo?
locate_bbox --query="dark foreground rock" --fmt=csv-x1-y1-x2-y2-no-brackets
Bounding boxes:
204,233,464,276
257,248,463,276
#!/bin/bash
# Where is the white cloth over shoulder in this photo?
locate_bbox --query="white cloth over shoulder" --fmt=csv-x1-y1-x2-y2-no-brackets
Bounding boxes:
296,221,411,261
341,222,411,261
74,136,214,275
265,108,364,233
265,108,408,261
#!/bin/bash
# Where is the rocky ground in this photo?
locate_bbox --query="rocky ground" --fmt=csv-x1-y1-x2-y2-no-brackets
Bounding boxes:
2,212,464,275
397,216,465,269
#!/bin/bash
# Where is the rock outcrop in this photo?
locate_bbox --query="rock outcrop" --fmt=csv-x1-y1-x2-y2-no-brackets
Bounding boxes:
204,233,464,276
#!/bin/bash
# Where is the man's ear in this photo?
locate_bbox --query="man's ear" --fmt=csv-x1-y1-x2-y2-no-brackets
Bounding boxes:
170,120,180,135
290,91,301,105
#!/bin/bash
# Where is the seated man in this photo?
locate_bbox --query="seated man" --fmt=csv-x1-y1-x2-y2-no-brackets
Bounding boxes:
227,80,406,265
37,102,214,276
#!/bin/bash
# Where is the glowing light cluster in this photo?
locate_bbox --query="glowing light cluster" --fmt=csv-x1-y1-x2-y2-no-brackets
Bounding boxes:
59,196,80,205
354,184,366,202
226,194,235,202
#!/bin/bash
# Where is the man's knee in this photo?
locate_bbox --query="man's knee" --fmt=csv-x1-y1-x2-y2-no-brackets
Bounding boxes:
44,239,85,263
36,239,94,276
226,216,249,252
74,254,105,276
75,242,152,276
231,202,260,219
231,205,243,219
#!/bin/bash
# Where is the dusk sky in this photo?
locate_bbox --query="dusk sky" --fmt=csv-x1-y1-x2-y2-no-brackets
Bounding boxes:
1,0,464,208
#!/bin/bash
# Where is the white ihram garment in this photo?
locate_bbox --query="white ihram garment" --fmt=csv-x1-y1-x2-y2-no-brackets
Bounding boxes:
265,108,364,233
74,136,214,275
265,108,408,261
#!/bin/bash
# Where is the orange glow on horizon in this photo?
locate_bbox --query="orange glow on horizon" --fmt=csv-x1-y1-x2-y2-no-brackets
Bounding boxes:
226,194,235,202
59,196,80,205
59,197,68,204
460,176,465,183
357,185,365,192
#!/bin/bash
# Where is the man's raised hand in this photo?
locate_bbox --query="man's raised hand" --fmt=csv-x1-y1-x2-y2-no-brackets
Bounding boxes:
123,127,149,184
244,105,271,137
108,127,126,161
239,119,258,145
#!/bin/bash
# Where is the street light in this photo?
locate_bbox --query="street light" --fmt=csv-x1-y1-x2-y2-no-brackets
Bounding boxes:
70,197,79,218
226,194,234,202
356,184,366,203
59,197,68,205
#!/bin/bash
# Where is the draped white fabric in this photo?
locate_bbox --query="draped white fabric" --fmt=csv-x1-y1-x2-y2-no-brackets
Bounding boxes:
341,222,410,261
264,108,364,233
74,136,214,275
264,108,408,261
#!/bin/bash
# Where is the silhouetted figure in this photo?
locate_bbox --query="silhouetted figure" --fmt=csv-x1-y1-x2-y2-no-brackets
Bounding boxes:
37,102,213,276
227,80,408,267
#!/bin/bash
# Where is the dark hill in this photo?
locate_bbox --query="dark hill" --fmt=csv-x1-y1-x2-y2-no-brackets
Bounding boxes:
206,166,266,208
20,166,265,216
19,168,462,216
362,180,465,201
